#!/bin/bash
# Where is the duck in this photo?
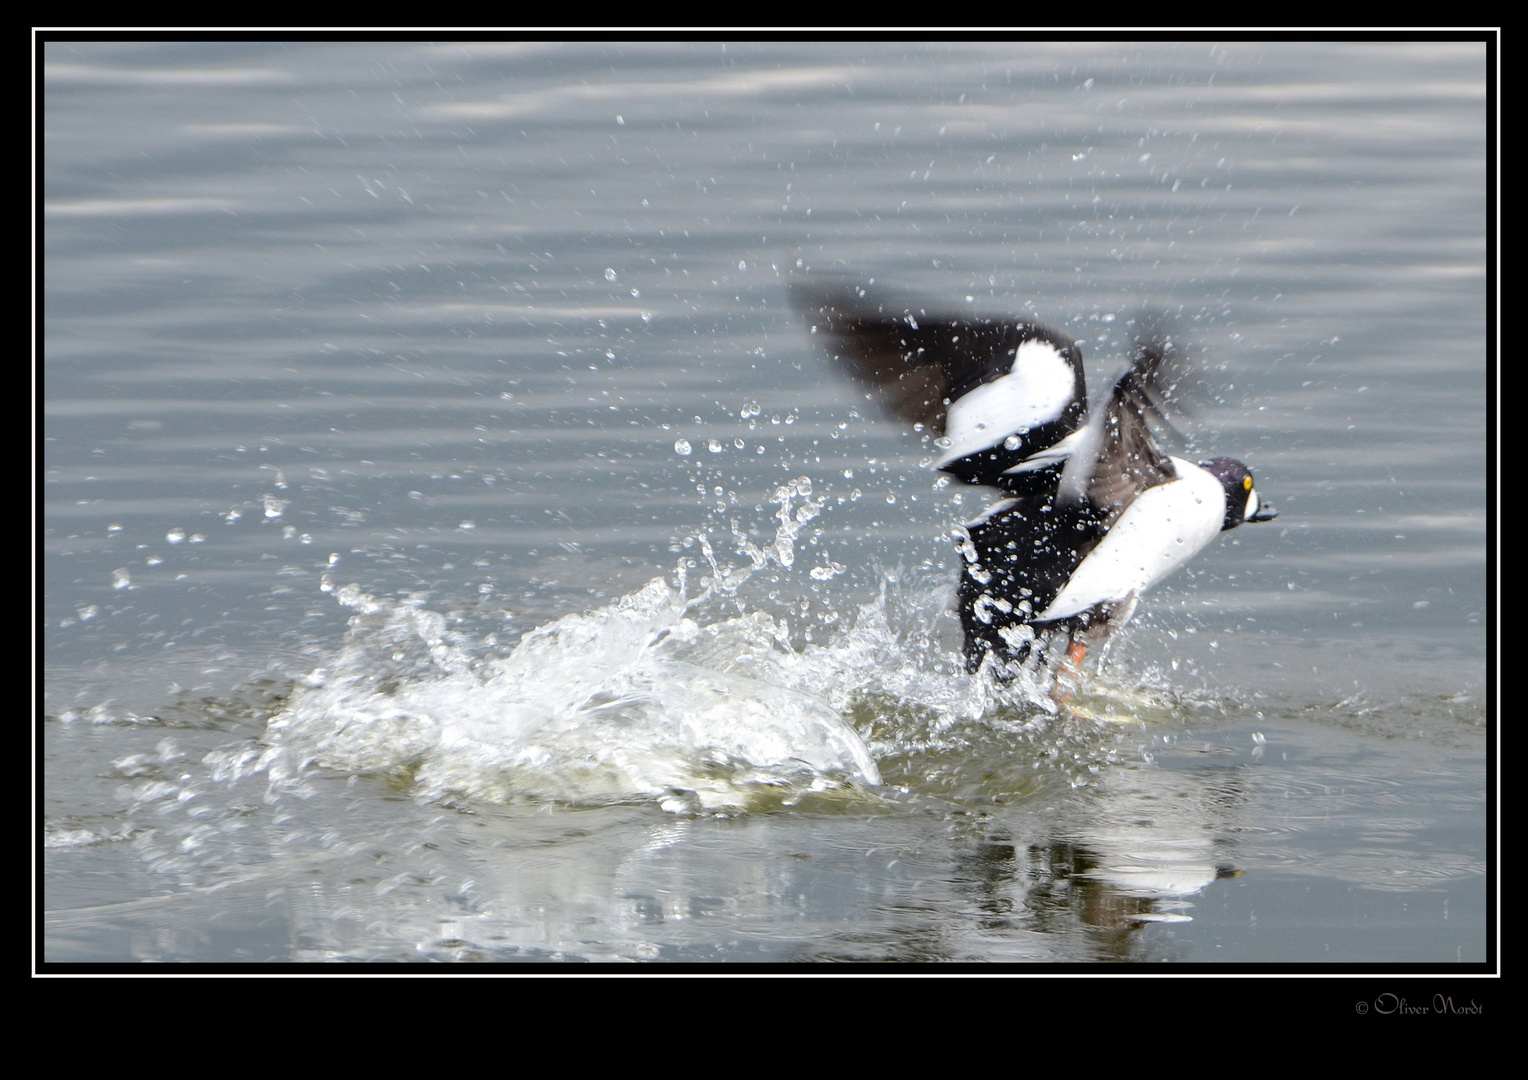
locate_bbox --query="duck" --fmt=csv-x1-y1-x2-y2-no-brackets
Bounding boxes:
791,276,1277,677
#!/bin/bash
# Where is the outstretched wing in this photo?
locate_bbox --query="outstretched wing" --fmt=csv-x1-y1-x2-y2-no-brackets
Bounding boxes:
791,276,1089,491
1062,321,1195,523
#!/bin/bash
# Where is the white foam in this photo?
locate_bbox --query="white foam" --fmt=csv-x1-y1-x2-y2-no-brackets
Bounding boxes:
245,577,883,812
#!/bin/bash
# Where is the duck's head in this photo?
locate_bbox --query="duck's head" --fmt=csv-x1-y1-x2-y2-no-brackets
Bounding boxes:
1199,457,1278,531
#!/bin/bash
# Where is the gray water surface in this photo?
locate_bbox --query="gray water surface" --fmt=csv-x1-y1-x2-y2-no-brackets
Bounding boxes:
41,40,1489,966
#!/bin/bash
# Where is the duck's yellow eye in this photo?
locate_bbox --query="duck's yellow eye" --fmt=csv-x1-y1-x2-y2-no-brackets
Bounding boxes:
1243,475,1253,491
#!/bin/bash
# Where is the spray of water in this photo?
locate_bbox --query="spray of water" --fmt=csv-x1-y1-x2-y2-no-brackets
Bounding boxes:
210,463,1178,815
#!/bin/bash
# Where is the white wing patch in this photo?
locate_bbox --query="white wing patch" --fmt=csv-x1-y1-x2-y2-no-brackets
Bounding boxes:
937,339,1074,465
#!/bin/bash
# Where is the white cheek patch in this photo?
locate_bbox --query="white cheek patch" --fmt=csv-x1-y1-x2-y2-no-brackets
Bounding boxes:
1243,488,1260,520
938,339,1074,465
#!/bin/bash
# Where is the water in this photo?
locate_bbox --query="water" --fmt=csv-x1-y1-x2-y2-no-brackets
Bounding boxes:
41,41,1489,965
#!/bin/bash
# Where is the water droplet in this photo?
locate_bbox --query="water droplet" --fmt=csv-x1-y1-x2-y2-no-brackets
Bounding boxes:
673,438,692,456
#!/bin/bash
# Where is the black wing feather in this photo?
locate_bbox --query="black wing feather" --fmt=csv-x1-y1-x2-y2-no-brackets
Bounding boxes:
789,277,1084,438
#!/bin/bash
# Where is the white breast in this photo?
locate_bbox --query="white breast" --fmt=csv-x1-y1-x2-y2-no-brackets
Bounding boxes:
1037,457,1226,623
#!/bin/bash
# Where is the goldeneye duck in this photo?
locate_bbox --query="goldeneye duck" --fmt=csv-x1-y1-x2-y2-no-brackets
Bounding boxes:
791,277,1278,675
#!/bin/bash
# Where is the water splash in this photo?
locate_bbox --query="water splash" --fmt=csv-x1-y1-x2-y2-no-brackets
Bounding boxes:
224,477,886,812
221,575,881,813
208,470,1187,816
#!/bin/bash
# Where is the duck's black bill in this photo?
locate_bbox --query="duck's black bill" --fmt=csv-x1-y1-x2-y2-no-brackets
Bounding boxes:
1250,504,1279,522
